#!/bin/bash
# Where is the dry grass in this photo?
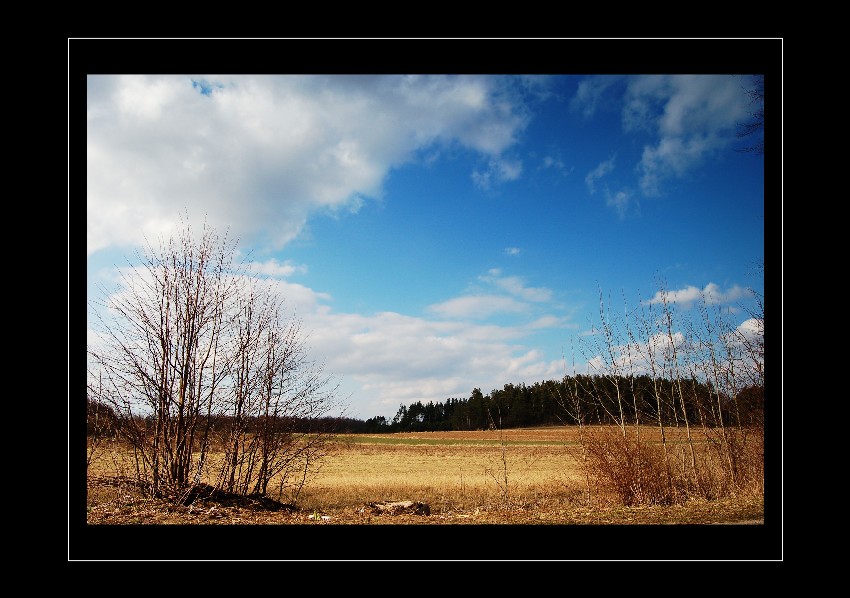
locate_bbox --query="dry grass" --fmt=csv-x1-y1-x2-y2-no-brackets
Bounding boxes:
85,426,764,526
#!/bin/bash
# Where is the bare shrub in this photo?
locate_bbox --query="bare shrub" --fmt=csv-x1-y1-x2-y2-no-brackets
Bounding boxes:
569,274,764,507
87,216,341,502
581,426,679,506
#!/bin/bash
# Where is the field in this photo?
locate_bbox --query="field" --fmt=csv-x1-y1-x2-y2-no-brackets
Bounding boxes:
85,426,765,526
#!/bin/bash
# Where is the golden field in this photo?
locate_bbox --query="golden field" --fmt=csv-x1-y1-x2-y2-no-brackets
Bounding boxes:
85,426,765,526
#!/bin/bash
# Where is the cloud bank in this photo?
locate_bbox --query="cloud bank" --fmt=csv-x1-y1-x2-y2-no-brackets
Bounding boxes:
87,75,530,256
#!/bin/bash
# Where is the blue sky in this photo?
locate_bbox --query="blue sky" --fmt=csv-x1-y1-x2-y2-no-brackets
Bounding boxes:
86,73,767,420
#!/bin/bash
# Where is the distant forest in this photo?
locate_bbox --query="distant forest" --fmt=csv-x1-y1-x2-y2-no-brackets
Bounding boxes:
351,375,763,434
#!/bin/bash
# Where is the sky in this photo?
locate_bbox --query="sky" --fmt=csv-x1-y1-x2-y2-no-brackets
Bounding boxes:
85,71,768,421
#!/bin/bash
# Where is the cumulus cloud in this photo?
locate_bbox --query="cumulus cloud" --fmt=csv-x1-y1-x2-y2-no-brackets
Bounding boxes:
736,317,763,340
102,265,332,319
300,308,566,418
504,247,521,256
644,283,752,309
87,75,530,256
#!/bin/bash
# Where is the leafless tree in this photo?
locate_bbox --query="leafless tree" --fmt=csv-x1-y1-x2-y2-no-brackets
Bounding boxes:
87,216,340,501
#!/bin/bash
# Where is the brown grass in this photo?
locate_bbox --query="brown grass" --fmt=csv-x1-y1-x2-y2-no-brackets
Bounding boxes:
85,426,764,525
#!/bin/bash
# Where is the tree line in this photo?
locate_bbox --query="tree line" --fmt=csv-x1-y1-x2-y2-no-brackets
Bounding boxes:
355,374,762,434
89,372,763,436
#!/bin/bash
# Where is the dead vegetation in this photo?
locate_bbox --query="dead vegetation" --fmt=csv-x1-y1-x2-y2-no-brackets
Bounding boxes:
85,428,764,526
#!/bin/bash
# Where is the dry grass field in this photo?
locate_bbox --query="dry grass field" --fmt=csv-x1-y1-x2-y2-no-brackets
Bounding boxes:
84,426,765,527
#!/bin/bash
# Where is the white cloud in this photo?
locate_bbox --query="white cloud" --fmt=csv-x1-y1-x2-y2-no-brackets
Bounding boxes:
578,315,763,398
649,285,701,306
621,75,672,133
428,295,529,319
644,283,752,309
638,135,717,196
525,315,572,330
100,264,332,321
583,330,687,377
575,75,753,198
247,258,307,278
737,317,763,340
478,271,553,303
658,75,750,138
471,170,492,190
472,156,523,190
701,283,750,305
300,308,564,418
571,75,623,118
87,75,530,256
585,157,635,218
541,156,565,171
585,156,615,195
495,157,523,181
89,260,578,420
422,269,561,331
604,188,633,219
623,75,751,197
504,247,521,256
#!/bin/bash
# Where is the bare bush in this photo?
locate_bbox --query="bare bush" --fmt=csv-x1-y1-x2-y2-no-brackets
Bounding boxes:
582,426,679,506
87,216,341,502
568,276,764,507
